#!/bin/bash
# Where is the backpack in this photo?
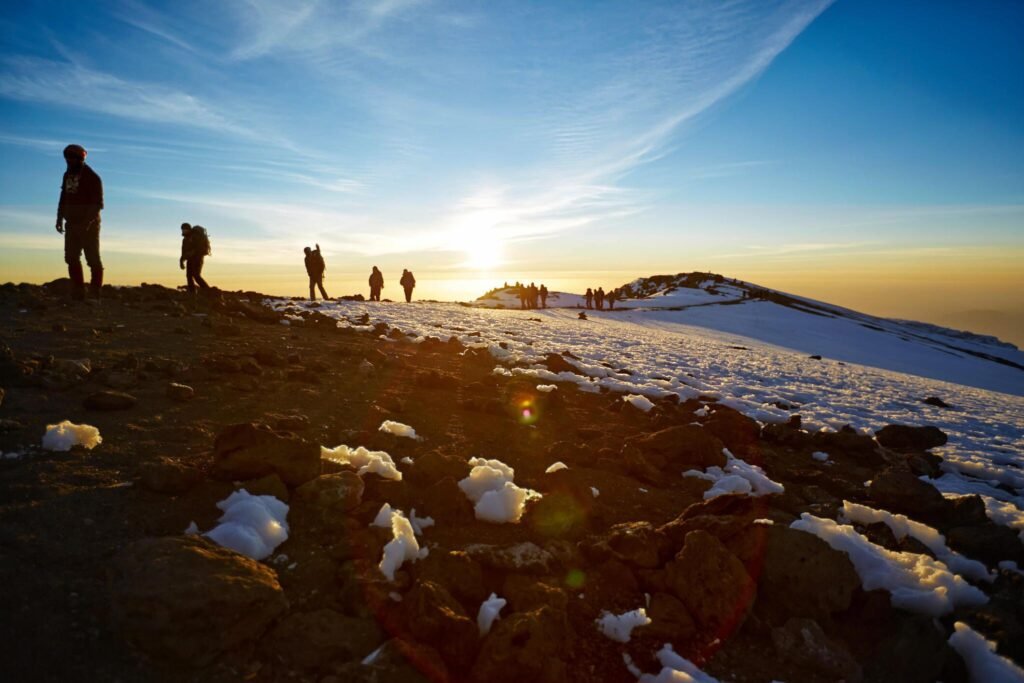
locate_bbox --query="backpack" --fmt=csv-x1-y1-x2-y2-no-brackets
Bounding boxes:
191,226,212,256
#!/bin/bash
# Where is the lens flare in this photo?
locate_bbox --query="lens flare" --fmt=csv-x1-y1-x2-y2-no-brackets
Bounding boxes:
516,396,540,425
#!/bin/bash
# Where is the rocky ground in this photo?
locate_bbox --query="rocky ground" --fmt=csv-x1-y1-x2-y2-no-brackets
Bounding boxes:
1,281,1022,682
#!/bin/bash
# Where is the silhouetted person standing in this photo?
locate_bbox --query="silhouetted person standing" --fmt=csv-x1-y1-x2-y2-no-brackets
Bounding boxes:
539,284,549,308
585,288,593,310
595,287,605,310
179,223,212,295
369,266,384,301
304,244,328,301
528,282,538,309
519,285,527,310
400,269,416,303
56,144,103,301
607,288,617,310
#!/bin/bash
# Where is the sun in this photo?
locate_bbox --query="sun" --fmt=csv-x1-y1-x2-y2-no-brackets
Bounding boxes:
462,231,504,270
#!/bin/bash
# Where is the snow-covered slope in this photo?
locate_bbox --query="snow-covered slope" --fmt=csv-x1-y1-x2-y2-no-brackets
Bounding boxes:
269,295,1024,542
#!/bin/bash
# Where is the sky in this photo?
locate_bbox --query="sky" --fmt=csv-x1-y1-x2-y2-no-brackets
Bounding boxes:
1,0,1023,344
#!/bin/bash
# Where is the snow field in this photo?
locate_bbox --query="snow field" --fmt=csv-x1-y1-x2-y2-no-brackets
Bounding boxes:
42,420,102,451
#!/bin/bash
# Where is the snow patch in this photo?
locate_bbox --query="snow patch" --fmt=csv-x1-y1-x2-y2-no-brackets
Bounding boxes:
204,489,289,561
458,457,541,523
596,608,651,643
379,420,421,440
790,513,988,616
536,384,558,393
379,509,428,581
812,451,830,462
623,394,655,412
545,461,568,473
477,593,507,635
684,448,784,499
321,444,402,480
42,420,102,451
948,621,1024,683
637,643,720,683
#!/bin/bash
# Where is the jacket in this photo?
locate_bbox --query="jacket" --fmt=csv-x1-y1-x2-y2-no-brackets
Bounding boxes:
400,271,416,288
57,164,104,224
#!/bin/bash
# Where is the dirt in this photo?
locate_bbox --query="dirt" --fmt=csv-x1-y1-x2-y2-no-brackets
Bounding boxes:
0,281,1021,682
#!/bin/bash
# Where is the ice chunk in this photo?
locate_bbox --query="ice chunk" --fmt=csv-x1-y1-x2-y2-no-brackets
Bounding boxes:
372,503,395,528
410,508,435,535
545,461,568,473
379,510,427,580
459,457,541,524
205,489,289,561
684,448,784,499
591,487,600,498
379,420,421,440
536,384,558,393
623,394,655,412
477,593,507,635
791,513,987,616
42,420,102,451
595,608,651,643
812,451,830,462
321,444,402,481
638,643,720,683
948,621,1024,683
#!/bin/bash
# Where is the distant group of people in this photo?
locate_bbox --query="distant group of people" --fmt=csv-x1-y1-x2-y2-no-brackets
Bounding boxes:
52,144,421,304
584,286,620,310
509,281,549,309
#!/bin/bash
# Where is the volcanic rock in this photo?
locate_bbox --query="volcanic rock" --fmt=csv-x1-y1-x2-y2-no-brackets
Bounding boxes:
294,471,364,515
875,424,948,451
665,531,755,636
868,468,949,522
166,382,195,401
472,605,571,683
404,580,479,669
267,608,383,670
110,536,287,664
771,618,863,682
138,458,203,495
211,422,320,487
629,424,727,469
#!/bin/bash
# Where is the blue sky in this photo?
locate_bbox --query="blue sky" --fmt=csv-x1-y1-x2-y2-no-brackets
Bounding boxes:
1,0,1022,328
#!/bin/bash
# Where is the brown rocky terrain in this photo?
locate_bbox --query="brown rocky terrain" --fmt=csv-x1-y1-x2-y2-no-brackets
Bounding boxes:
1,281,1022,682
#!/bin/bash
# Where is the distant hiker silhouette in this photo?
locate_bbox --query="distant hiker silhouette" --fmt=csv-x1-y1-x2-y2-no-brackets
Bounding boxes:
369,266,384,301
179,223,212,295
539,284,549,308
607,288,617,310
400,269,416,303
595,287,605,310
585,288,593,310
529,282,538,309
304,244,329,301
519,285,528,310
56,144,103,301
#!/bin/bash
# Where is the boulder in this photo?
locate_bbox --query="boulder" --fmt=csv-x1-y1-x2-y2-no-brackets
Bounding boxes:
471,605,571,683
464,542,554,574
543,353,583,376
417,476,472,522
294,472,364,515
415,550,487,606
875,424,948,451
139,458,204,495
645,592,697,644
502,574,568,613
211,422,320,487
868,469,949,522
83,390,137,411
602,521,671,569
628,425,726,469
110,536,287,664
771,618,862,682
664,531,755,637
704,407,761,457
166,382,195,401
240,473,290,502
947,523,1024,566
864,615,966,683
757,525,860,623
404,581,479,669
267,608,383,670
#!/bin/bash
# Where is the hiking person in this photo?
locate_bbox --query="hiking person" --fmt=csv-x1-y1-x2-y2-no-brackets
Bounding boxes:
529,282,539,309
400,268,416,303
304,244,328,301
607,288,617,310
585,288,593,310
179,223,212,295
56,144,103,301
369,266,384,301
595,287,605,310
539,284,549,308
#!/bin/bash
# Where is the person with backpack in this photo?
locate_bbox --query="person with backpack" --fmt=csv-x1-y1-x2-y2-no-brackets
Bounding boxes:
585,287,593,310
399,269,416,303
595,287,605,310
539,284,549,308
179,223,212,295
369,266,384,301
607,288,618,310
56,144,104,301
304,244,329,301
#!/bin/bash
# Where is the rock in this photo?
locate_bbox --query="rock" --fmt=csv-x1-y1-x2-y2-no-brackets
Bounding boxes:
472,606,571,683
502,574,568,613
947,523,1024,566
103,370,137,389
875,424,948,451
294,472,364,515
110,536,287,664
254,347,287,367
868,468,949,522
946,494,989,527
404,581,479,669
665,531,755,637
704,407,761,457
757,525,860,623
240,473,290,502
415,551,487,606
619,445,664,485
139,458,203,495
418,476,472,522
771,618,862,682
267,608,383,670
629,425,726,469
268,413,309,432
464,542,554,574
83,390,137,411
407,450,465,487
811,425,879,461
602,522,671,569
659,494,765,549
645,592,697,644
166,382,195,401
922,396,950,408
864,615,965,683
211,422,321,487
543,352,583,376
358,638,448,682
